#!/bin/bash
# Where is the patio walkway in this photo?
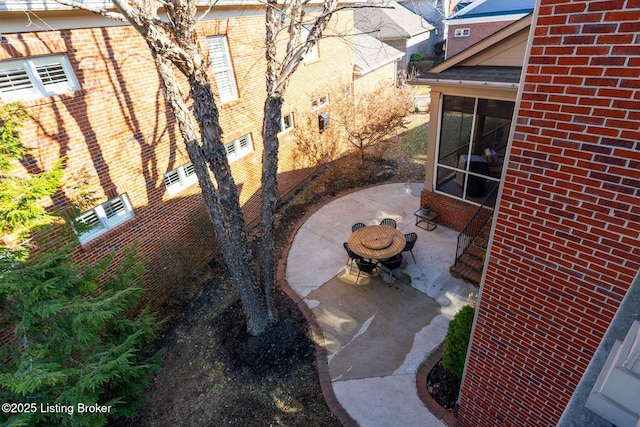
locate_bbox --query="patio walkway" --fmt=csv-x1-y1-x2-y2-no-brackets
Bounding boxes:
284,182,476,426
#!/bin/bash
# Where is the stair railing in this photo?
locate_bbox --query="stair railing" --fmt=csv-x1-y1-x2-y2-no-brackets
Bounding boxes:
454,185,499,264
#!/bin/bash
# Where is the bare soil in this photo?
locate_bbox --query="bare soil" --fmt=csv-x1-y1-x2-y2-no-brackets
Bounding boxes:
111,114,439,426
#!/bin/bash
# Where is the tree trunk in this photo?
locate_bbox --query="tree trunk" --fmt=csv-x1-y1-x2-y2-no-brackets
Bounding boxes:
260,94,283,325
150,44,270,336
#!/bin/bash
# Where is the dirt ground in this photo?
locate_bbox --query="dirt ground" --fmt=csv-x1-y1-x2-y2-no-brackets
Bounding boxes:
111,113,443,426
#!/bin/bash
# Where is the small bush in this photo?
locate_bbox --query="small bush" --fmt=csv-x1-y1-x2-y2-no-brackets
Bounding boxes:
410,53,426,62
442,305,475,378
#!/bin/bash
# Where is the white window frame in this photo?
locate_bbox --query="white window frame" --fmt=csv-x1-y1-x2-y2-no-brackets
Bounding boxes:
454,28,470,37
302,25,319,62
225,134,253,162
279,112,295,134
73,194,135,244
164,162,198,195
206,36,238,104
0,54,79,103
311,94,329,110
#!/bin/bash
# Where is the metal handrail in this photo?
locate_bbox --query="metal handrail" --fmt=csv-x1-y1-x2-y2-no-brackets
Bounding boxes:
454,185,499,264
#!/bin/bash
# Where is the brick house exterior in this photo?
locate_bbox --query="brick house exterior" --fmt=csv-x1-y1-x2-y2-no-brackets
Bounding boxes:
1,4,355,307
445,0,535,59
457,0,640,425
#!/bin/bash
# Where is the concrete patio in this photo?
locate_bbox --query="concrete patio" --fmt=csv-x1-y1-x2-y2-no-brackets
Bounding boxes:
285,182,476,426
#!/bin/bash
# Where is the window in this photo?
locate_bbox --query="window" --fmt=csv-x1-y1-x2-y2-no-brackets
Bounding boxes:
73,194,134,243
0,55,79,103
164,162,198,195
435,95,514,203
279,112,294,134
454,28,470,37
311,94,329,110
206,36,238,103
225,134,253,162
301,25,319,62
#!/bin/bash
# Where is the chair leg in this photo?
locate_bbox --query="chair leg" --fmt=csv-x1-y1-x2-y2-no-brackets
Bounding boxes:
355,269,362,284
410,250,416,263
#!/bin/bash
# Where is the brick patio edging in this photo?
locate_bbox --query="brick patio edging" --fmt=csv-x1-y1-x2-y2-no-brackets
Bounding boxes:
276,185,372,427
415,343,459,427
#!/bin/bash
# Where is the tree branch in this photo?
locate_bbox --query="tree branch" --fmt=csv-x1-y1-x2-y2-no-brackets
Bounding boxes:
52,0,128,22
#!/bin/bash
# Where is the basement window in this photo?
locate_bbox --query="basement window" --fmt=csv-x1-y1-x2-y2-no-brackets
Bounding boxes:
225,134,253,162
0,55,79,102
164,162,198,195
73,194,135,244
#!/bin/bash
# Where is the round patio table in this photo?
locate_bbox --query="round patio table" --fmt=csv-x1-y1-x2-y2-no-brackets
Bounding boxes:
347,225,405,260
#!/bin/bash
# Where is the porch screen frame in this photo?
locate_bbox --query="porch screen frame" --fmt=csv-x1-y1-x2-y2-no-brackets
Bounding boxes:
433,93,515,205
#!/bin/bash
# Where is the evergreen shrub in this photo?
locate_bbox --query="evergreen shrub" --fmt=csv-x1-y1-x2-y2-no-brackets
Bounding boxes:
442,305,475,378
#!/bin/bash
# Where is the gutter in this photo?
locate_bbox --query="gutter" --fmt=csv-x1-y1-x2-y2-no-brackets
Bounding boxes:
410,78,519,89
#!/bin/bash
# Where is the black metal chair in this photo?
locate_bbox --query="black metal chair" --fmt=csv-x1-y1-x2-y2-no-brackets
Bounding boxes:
403,232,418,263
380,254,403,283
352,222,366,232
379,218,397,228
343,242,359,271
354,258,378,284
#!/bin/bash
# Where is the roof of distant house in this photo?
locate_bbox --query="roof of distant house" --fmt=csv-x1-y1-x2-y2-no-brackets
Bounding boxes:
353,31,404,76
415,65,522,85
447,0,535,21
355,1,434,40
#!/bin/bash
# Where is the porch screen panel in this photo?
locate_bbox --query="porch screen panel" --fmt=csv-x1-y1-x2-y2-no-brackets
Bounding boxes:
439,96,474,168
435,95,515,204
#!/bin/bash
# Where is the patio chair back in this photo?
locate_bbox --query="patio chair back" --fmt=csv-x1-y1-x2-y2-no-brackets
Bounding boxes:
403,233,418,263
352,222,366,232
381,253,403,272
380,218,397,228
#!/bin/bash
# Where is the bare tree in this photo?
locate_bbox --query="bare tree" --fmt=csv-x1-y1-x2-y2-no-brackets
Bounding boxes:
291,107,343,168
53,0,341,335
331,84,413,166
260,0,338,322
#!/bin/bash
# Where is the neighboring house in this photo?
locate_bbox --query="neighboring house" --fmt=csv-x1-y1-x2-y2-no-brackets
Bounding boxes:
416,0,640,425
355,0,435,76
444,0,535,59
0,1,356,307
353,31,404,95
395,0,446,49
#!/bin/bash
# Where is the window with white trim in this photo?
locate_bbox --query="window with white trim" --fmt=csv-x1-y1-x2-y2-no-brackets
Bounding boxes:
279,112,294,134
164,162,198,195
454,28,470,37
206,36,238,104
0,55,79,103
301,25,319,62
225,134,253,162
311,94,329,110
73,194,134,244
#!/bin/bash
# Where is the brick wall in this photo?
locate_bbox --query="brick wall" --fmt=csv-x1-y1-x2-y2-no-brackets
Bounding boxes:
1,10,355,308
458,1,640,426
420,190,478,232
447,21,514,58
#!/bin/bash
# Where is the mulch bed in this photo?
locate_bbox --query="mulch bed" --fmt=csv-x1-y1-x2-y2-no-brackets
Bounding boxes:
426,360,462,415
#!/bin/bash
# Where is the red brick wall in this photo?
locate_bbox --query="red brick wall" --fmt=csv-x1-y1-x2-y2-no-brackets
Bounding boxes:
446,21,514,58
458,1,640,426
420,190,478,232
1,11,354,308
